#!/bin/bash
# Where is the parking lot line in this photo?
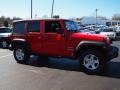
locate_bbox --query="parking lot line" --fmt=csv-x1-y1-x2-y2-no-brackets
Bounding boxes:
0,54,13,59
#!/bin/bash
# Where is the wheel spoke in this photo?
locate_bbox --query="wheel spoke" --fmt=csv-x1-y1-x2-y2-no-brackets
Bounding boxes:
16,49,24,61
94,60,99,64
90,55,94,60
91,64,96,70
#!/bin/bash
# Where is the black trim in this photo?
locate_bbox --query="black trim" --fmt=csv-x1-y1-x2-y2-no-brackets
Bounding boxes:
76,41,105,51
105,46,119,61
11,39,31,52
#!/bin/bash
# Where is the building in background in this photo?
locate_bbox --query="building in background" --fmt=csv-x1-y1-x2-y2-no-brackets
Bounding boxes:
74,17,120,26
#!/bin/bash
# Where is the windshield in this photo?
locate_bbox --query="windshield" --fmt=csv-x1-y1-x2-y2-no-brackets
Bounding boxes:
65,21,79,32
0,28,12,33
102,28,114,32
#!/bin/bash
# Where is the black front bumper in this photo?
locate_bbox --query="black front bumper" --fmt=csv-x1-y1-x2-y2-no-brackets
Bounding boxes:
106,46,119,61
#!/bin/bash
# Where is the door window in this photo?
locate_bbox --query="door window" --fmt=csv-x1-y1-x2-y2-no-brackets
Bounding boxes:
28,21,40,32
45,21,61,33
13,21,25,34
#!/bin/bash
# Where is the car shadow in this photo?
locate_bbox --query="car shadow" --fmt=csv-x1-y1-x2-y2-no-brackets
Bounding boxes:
115,36,120,41
27,56,120,79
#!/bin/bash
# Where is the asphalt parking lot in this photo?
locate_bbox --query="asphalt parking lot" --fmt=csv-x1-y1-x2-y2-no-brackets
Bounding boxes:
0,41,120,90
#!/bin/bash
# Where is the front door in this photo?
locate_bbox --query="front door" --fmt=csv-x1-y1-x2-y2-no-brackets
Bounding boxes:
41,21,66,56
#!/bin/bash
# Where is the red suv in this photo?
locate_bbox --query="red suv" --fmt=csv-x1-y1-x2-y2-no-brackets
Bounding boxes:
11,19,119,74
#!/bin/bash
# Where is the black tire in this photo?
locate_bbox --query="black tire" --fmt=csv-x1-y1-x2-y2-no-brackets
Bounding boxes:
78,49,106,74
1,40,8,49
13,46,30,64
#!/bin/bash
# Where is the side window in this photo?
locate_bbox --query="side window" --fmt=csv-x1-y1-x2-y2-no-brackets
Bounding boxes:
13,21,25,34
45,21,61,33
28,21,40,32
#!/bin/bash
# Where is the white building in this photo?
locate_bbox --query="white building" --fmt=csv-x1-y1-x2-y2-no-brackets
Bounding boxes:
76,17,120,26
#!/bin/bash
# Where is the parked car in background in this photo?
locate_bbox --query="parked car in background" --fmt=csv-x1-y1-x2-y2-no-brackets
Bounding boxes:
0,27,12,48
115,26,120,36
99,28,116,40
80,29,96,34
95,25,108,34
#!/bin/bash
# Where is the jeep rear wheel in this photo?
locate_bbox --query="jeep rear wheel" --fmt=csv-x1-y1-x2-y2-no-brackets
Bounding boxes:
78,50,106,74
14,46,30,64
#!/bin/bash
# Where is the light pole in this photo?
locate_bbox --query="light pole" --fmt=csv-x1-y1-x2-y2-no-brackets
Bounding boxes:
31,0,33,19
96,9,99,26
51,0,54,18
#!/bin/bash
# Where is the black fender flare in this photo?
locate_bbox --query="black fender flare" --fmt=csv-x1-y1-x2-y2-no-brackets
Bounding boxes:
11,39,31,51
75,41,106,56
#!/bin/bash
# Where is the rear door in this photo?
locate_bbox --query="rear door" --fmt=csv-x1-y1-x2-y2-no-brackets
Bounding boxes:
26,20,42,53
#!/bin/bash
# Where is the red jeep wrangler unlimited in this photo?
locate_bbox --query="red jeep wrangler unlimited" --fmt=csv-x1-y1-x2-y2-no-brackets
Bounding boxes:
11,19,119,74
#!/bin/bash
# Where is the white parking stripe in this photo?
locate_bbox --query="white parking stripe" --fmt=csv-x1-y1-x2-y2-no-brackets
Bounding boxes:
0,54,13,59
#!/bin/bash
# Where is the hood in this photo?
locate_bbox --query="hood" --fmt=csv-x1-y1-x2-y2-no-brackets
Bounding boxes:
72,32,106,42
0,33,12,37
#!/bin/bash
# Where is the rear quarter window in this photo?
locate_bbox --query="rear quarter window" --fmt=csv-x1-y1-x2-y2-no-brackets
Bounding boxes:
13,21,25,34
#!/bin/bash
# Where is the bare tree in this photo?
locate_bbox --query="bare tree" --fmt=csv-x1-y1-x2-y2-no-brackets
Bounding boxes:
98,16,108,20
112,14,120,20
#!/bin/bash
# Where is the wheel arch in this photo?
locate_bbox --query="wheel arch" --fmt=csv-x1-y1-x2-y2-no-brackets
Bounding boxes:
11,39,31,52
75,41,106,57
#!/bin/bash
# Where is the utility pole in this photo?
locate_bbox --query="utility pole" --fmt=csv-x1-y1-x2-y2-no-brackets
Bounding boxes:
96,9,99,26
31,0,33,19
51,0,54,18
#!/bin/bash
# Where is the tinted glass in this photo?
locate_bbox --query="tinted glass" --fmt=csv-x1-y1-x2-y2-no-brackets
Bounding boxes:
106,22,111,26
0,28,12,33
45,21,61,33
102,28,114,32
13,21,25,34
28,21,40,32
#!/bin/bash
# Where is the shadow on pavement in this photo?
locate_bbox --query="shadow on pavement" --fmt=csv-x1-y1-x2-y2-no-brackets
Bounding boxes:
27,56,120,79
115,36,120,41
103,61,120,79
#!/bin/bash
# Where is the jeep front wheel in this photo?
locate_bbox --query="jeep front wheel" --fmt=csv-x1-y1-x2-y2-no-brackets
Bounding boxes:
78,50,106,74
14,46,30,64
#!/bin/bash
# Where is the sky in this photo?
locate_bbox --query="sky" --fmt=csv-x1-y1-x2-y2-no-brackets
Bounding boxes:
0,0,120,19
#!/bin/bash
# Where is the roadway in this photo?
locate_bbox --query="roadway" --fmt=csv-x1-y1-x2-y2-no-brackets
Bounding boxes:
0,41,120,90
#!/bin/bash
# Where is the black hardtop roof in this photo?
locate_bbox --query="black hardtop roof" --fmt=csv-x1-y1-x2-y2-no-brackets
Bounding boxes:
13,18,69,23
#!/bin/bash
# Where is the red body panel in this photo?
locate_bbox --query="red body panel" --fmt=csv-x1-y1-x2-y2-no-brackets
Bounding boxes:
12,19,108,58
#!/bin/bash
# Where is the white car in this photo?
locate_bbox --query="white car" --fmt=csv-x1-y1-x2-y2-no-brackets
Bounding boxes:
99,28,116,40
0,27,12,48
80,29,96,34
115,26,120,36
